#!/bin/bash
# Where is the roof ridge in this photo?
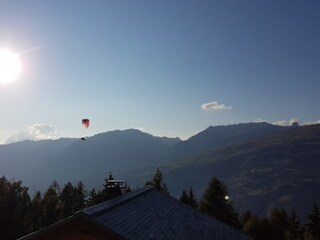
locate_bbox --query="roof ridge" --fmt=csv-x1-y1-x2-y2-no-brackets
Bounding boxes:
82,186,154,217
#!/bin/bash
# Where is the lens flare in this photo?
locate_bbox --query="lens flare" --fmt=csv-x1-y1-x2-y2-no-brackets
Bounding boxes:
0,49,21,84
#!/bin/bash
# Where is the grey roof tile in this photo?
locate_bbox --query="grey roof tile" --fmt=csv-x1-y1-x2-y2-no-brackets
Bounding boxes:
81,186,251,240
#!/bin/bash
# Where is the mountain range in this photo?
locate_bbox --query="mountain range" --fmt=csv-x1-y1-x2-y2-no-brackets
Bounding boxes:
0,122,319,218
155,124,320,217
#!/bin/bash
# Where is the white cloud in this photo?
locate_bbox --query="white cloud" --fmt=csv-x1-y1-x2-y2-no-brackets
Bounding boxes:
201,101,232,111
273,118,300,126
6,124,58,144
303,120,320,125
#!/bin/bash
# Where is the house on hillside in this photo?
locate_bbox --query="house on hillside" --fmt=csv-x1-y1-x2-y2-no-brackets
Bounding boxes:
19,186,250,240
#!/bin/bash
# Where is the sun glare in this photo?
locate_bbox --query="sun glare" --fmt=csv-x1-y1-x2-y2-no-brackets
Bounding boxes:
0,49,21,84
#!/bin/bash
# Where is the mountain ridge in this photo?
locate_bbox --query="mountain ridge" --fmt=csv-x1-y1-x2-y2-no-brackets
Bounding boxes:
172,122,290,159
154,124,320,217
0,122,319,218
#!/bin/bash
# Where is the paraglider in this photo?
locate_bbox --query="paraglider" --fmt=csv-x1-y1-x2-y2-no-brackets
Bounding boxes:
82,119,90,128
81,119,90,140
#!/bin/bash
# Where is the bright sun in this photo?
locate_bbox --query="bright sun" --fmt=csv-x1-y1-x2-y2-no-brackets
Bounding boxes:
0,49,21,84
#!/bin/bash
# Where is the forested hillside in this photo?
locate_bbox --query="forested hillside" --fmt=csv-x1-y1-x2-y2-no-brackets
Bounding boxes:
155,124,320,217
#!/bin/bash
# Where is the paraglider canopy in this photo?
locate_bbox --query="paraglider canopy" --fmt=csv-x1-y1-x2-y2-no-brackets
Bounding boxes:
82,119,90,129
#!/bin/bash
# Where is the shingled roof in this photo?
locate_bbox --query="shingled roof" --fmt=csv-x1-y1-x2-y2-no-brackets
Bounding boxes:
20,186,251,240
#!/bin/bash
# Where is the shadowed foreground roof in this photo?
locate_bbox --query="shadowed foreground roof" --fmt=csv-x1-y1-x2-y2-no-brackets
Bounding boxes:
20,186,250,240
82,186,250,240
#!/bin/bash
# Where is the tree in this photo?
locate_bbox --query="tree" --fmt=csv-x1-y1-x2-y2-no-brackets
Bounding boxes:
86,187,98,207
305,204,320,240
180,190,188,203
180,188,198,208
285,211,303,240
240,211,264,240
145,169,169,194
0,176,31,239
60,182,75,218
73,181,86,211
29,191,43,231
200,177,239,228
41,181,61,227
267,208,290,240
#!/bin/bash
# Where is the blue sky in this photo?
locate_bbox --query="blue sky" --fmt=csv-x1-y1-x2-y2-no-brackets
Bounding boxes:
0,0,319,142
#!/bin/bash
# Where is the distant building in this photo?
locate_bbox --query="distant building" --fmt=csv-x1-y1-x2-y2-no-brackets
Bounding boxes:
105,172,129,194
19,187,251,240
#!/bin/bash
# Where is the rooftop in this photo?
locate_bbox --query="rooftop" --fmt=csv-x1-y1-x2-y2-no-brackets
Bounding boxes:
20,186,251,240
82,186,250,240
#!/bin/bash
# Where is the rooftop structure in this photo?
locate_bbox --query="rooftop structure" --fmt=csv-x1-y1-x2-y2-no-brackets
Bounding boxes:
19,186,251,240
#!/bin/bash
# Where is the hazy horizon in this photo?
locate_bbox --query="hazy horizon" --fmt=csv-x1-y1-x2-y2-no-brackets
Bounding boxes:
1,120,319,145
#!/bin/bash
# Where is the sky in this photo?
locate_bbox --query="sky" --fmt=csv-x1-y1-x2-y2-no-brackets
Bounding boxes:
0,0,319,143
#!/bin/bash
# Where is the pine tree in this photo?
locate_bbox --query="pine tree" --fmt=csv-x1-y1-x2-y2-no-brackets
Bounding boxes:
0,176,32,239
180,188,198,208
73,181,86,211
87,188,97,206
42,181,61,227
305,204,320,240
200,177,239,228
240,211,263,240
285,211,303,240
267,208,290,240
60,182,75,218
180,190,189,204
30,191,43,231
145,169,169,194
